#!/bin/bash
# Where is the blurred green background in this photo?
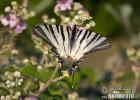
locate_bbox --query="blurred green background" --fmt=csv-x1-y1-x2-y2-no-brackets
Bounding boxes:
0,0,140,99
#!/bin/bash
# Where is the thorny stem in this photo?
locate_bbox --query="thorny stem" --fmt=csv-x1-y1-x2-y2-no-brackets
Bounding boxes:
51,75,67,83
35,64,60,97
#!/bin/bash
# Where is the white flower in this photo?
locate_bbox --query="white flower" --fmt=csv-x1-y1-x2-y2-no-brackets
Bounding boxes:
7,85,11,88
11,1,17,5
6,80,11,85
50,18,56,24
11,49,19,55
18,79,23,83
11,82,15,87
1,18,9,26
37,65,43,70
30,11,36,17
6,95,10,99
68,92,78,100
17,82,21,86
22,8,27,14
4,6,11,12
85,24,91,29
64,17,70,23
90,21,96,27
78,10,84,15
22,58,29,64
126,48,136,56
15,91,21,97
14,71,21,78
0,96,5,100
74,15,80,21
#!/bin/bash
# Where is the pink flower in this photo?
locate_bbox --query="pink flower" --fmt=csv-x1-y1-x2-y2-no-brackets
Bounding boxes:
24,96,38,100
55,0,73,11
0,13,26,34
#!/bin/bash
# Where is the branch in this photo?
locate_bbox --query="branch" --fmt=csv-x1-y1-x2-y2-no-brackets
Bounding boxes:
35,64,60,96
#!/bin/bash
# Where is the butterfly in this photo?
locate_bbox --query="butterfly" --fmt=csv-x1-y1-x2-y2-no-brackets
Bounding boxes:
33,24,111,86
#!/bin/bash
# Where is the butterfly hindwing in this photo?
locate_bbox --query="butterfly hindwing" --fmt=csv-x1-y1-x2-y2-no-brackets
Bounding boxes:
70,29,111,60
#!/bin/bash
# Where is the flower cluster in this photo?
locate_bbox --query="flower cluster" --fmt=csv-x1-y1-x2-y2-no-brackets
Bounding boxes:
42,15,56,24
0,13,26,34
0,1,35,34
126,48,140,63
32,35,57,68
0,91,21,100
43,0,95,30
0,71,23,100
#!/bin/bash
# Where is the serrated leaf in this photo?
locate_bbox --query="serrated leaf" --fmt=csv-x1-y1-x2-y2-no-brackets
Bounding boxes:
21,64,39,78
38,70,53,82
21,64,54,82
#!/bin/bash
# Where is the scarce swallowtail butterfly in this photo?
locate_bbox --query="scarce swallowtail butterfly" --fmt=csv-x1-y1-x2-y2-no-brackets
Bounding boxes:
33,24,111,86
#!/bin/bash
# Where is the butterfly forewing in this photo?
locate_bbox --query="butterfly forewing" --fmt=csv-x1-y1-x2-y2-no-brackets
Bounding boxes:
33,25,72,58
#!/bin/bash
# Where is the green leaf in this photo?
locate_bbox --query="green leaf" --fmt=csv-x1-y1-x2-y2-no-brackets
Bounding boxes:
0,86,10,95
21,64,39,78
21,64,54,82
38,70,53,82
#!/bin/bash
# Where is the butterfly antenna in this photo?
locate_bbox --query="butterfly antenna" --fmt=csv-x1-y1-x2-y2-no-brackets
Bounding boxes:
57,63,62,86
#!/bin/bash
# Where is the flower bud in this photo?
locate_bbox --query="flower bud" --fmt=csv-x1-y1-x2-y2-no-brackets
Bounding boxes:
6,80,11,85
11,1,17,5
4,6,11,12
78,10,83,15
37,65,43,70
74,15,80,21
64,17,70,23
30,11,36,17
85,24,91,29
15,91,21,97
11,82,15,87
90,21,96,27
14,71,21,78
6,95,10,99
18,79,23,83
0,96,5,100
22,59,29,64
17,82,21,86
11,49,19,55
50,18,56,24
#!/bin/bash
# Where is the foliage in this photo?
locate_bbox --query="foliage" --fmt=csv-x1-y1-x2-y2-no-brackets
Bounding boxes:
0,0,140,100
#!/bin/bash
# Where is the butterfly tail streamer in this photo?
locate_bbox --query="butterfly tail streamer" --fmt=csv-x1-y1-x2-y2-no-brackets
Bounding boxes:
71,69,75,88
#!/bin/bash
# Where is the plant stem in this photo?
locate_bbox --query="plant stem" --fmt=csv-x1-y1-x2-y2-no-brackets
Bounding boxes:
35,64,60,96
133,73,139,93
40,53,46,65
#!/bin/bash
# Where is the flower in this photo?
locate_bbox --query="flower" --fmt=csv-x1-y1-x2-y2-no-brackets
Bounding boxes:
73,2,83,11
24,96,38,100
0,13,26,34
14,71,21,78
55,0,73,11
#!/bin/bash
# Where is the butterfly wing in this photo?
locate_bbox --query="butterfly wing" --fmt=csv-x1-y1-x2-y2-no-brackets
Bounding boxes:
33,25,72,61
70,29,111,61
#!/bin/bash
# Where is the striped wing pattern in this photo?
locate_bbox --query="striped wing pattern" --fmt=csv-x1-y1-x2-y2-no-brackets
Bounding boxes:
33,25,111,64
